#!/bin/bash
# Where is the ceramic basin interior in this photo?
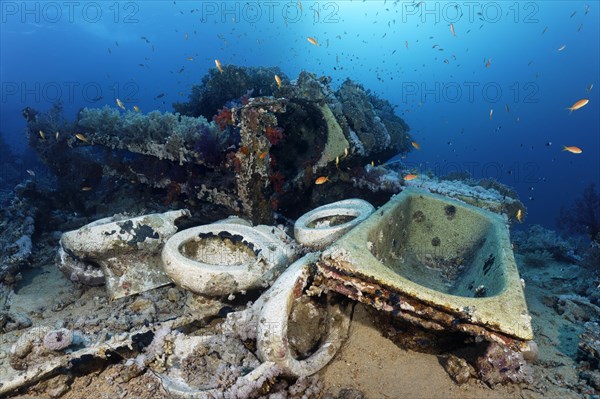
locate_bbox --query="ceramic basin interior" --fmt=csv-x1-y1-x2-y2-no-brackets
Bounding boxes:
368,192,504,298
328,188,533,341
179,234,258,266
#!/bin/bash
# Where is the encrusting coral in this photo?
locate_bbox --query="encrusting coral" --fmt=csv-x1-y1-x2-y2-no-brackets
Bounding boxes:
558,183,600,243
24,67,415,224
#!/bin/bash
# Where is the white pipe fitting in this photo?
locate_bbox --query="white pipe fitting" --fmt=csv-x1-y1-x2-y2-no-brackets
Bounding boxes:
255,254,351,377
161,223,297,296
294,199,375,249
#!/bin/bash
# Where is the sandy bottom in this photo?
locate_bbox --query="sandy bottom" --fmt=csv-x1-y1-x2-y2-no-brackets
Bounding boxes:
321,304,519,399
1,251,591,398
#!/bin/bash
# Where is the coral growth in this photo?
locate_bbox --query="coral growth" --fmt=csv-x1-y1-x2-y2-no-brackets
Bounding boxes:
213,107,234,130
558,183,600,242
476,342,533,386
582,240,600,272
24,66,415,225
173,65,284,119
0,189,36,285
333,79,410,157
578,321,600,392
265,126,284,146
192,122,235,165
269,172,285,193
43,328,73,351
512,225,577,266
164,182,182,205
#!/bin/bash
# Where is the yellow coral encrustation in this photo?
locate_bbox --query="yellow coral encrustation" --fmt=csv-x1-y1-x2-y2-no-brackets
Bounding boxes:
315,103,349,168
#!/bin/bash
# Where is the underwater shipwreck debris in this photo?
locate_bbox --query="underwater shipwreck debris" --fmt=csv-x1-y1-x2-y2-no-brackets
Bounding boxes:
23,67,413,224
255,254,352,377
405,174,527,222
294,198,375,250
218,253,352,379
0,316,198,397
151,333,272,397
0,189,36,285
314,188,534,351
9,65,546,396
161,221,298,296
57,209,190,299
232,96,287,224
2,186,539,396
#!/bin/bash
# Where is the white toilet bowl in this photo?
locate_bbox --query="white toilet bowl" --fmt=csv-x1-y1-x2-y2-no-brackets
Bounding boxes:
294,199,375,249
255,253,351,377
161,223,296,296
57,209,190,299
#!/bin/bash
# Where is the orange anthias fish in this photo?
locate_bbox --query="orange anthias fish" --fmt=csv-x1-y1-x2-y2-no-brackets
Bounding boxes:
133,105,141,112
404,174,418,181
563,145,582,154
315,176,329,185
516,209,523,223
450,23,456,37
411,141,421,150
566,99,589,113
275,75,282,88
307,37,319,46
485,58,492,68
215,59,223,73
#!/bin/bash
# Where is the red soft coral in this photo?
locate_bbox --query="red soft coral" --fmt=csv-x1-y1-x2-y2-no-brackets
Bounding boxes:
213,107,233,130
269,172,285,193
164,182,181,206
265,126,284,146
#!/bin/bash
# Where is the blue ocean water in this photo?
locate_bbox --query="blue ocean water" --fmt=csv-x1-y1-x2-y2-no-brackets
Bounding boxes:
1,0,598,228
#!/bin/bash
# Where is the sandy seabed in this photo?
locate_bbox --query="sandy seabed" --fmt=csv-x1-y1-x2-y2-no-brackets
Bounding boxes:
1,248,592,399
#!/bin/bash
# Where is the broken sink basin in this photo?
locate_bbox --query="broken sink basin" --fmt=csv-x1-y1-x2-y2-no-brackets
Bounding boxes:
317,187,533,349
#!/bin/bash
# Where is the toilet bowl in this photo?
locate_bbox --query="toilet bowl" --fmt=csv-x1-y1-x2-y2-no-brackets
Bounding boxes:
56,246,105,286
161,223,297,296
255,254,351,377
294,199,375,249
58,209,190,299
